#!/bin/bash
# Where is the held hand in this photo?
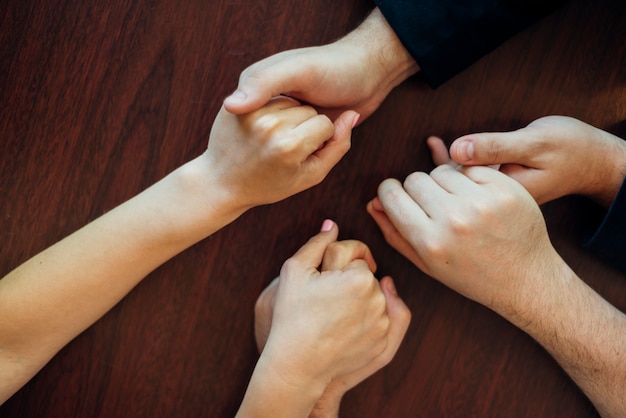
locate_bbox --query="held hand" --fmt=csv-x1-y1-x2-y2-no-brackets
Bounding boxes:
448,116,626,206
314,244,410,418
204,96,358,209
254,239,378,354
224,9,419,122
256,221,410,401
255,232,410,417
369,164,564,315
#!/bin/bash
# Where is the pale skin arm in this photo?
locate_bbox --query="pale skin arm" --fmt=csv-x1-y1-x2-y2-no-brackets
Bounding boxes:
224,8,419,122
253,237,411,418
368,164,626,417
0,97,358,404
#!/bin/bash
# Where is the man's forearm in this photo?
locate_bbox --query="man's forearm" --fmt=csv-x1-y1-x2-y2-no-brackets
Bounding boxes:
337,8,419,96
502,263,626,417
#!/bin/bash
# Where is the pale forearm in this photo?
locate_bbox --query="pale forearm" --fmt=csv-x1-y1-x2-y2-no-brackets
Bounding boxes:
0,153,242,403
502,264,626,417
236,357,326,418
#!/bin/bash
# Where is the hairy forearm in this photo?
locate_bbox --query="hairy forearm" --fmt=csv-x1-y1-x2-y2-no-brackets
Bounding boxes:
592,128,626,207
337,8,419,95
503,263,626,417
0,153,243,403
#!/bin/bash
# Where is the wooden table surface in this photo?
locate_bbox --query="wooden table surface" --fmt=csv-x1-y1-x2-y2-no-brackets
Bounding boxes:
1,0,625,416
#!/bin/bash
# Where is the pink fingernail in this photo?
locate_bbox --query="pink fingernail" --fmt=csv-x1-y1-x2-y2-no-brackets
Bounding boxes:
320,219,334,232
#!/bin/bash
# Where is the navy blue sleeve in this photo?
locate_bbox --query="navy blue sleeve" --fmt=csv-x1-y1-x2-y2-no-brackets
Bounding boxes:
584,180,626,275
373,0,567,87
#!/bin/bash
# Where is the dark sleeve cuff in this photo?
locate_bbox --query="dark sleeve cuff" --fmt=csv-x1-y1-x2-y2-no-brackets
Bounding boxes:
373,0,567,87
584,179,626,275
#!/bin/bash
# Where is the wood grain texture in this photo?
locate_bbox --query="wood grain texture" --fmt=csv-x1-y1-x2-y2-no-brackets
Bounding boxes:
1,0,624,416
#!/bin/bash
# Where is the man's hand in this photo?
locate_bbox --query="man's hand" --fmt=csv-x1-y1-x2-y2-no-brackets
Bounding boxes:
368,164,564,316
224,9,419,123
448,116,626,206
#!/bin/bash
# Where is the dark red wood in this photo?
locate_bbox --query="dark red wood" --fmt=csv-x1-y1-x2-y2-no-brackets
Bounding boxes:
1,0,624,416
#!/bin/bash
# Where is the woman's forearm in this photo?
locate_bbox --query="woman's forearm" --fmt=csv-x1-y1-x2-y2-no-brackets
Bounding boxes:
0,154,242,403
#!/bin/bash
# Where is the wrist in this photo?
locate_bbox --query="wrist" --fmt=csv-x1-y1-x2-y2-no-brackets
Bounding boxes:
338,8,419,94
238,353,328,418
309,382,346,418
494,257,577,336
589,128,626,207
163,153,249,240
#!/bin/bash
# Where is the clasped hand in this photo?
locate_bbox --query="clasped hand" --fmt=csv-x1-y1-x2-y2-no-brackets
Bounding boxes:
368,163,563,316
255,222,410,400
204,96,358,209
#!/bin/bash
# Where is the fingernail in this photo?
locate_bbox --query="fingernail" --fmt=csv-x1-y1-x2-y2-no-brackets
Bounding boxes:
320,219,334,232
457,140,474,162
224,89,246,104
351,113,361,129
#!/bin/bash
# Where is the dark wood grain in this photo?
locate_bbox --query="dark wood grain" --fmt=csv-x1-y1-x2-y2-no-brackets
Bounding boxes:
1,0,624,416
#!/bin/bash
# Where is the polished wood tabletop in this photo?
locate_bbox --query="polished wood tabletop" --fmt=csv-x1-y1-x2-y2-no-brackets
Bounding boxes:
1,0,625,416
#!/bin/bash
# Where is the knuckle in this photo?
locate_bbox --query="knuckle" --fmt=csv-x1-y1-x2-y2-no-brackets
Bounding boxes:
403,171,426,188
420,238,448,260
280,257,301,277
379,183,404,207
347,269,376,295
272,139,300,157
254,113,282,133
240,67,264,85
323,242,342,263
446,212,473,235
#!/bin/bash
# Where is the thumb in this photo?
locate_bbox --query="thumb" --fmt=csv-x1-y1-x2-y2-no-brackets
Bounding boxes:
224,73,272,114
378,276,411,360
450,131,526,166
223,52,305,115
309,111,359,174
285,220,340,273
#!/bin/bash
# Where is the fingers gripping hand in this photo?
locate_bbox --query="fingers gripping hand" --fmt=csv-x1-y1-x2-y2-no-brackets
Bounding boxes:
321,239,377,273
258,220,405,391
314,232,411,401
448,116,626,206
322,275,410,399
254,219,345,354
223,45,387,122
372,165,561,313
206,96,358,208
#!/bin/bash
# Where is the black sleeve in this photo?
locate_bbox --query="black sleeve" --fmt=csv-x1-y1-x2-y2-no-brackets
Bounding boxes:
584,179,626,276
373,0,568,87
